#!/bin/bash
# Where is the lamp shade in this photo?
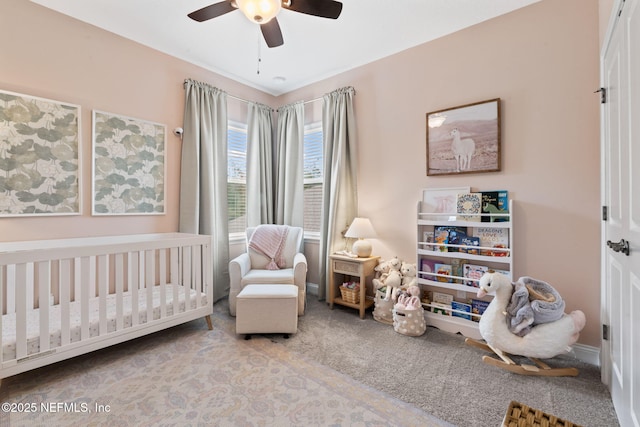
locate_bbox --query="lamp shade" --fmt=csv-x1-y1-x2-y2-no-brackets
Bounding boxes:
236,0,281,23
345,218,376,239
345,218,376,257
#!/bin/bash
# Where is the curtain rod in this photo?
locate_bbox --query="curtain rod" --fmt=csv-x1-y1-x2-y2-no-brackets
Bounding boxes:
183,79,325,109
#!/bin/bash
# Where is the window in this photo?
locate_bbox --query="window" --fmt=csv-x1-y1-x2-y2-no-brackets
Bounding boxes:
303,123,323,234
226,121,323,236
228,122,247,234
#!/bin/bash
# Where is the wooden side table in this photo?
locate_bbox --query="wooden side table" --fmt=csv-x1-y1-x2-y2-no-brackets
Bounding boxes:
329,254,380,319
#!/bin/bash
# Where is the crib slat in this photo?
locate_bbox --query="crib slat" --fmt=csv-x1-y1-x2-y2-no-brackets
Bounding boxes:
115,253,124,330
193,245,202,308
145,250,154,323
38,261,51,353
15,263,28,360
131,251,140,326
159,249,167,318
182,246,191,313
6,264,15,314
60,259,72,346
80,257,93,340
98,254,108,335
171,247,179,315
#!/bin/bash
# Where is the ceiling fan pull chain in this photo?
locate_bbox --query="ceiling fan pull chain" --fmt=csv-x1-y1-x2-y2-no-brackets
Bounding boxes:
257,31,262,74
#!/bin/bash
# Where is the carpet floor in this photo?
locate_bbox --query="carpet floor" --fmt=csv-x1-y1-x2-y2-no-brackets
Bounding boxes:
0,302,450,427
248,297,619,427
0,296,619,426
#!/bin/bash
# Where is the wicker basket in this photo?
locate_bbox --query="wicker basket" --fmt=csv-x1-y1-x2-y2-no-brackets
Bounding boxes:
340,286,360,304
503,401,582,427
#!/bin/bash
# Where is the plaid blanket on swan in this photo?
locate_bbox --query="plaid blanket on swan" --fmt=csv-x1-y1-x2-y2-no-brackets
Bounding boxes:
248,225,290,270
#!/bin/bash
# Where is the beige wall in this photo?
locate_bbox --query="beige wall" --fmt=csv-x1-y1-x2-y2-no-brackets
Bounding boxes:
279,0,603,346
0,0,271,241
1,0,606,347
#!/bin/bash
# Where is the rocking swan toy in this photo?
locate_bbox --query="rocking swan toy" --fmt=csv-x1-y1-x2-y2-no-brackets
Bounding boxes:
465,271,586,376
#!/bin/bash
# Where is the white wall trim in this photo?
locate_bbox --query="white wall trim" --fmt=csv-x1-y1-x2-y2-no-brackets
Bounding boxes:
560,343,601,367
306,282,319,296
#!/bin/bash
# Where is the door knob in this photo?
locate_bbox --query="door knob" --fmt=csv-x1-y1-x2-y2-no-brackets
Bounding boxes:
607,239,630,256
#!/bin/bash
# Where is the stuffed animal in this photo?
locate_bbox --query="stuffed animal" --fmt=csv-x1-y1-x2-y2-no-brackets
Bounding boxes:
387,256,401,272
477,271,586,359
383,269,402,301
372,259,391,295
400,262,418,289
374,259,391,279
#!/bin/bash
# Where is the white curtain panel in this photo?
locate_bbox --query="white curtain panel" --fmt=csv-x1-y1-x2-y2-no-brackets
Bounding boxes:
246,102,274,227
319,87,358,299
275,101,305,227
179,79,230,301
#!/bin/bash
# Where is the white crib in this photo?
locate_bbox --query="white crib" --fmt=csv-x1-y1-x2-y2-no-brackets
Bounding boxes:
0,233,212,382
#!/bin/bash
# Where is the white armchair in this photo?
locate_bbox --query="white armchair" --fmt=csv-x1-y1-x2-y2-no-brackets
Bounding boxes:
229,225,307,316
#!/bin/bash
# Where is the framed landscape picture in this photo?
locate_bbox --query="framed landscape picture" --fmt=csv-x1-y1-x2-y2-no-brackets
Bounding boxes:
92,110,166,215
426,98,501,176
0,89,81,216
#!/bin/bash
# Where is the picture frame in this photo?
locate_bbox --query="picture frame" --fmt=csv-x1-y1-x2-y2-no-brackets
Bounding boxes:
0,89,81,217
421,187,470,221
92,110,166,215
426,98,501,176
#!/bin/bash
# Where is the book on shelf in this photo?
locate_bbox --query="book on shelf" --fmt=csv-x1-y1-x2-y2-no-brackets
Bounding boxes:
458,236,480,254
450,258,467,284
474,227,509,256
451,301,472,320
481,190,509,222
422,231,435,251
471,299,490,321
494,269,512,279
434,228,449,252
463,264,489,287
432,291,454,305
420,259,436,280
431,302,451,316
435,263,453,283
456,192,482,222
434,226,467,252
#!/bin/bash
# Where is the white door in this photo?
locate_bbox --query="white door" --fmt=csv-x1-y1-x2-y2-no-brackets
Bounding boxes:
601,0,640,425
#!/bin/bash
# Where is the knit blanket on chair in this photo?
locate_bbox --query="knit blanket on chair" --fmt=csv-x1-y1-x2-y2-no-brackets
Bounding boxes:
248,225,290,270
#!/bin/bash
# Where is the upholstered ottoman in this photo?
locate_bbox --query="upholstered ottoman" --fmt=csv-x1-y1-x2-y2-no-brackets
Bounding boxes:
236,284,298,337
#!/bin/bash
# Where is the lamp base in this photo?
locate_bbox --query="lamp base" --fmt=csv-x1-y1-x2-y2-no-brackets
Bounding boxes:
352,239,372,257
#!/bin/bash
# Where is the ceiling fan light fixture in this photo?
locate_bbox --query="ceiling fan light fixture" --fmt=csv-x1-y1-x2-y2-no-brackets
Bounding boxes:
236,0,281,23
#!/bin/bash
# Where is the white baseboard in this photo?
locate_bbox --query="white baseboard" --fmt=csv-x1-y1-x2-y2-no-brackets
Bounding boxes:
306,282,319,296
560,343,601,366
305,282,601,366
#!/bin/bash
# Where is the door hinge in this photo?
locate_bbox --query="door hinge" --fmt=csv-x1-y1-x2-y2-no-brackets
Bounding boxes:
595,87,607,104
603,324,609,341
602,206,608,221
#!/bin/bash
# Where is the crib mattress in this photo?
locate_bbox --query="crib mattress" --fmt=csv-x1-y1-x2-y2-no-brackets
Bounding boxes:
2,284,207,362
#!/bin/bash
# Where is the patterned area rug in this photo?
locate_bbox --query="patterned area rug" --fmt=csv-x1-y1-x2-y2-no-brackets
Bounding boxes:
0,315,451,426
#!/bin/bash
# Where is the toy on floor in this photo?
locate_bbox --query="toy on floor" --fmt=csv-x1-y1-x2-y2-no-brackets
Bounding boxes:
465,271,586,376
372,256,403,301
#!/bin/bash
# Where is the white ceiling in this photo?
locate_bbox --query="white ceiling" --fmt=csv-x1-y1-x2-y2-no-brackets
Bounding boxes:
31,0,541,96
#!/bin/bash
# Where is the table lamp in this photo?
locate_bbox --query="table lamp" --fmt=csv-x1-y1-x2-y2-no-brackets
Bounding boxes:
344,217,377,257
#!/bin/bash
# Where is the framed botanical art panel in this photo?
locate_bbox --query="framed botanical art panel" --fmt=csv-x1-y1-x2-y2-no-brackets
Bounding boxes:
92,110,166,215
426,98,501,176
0,89,81,216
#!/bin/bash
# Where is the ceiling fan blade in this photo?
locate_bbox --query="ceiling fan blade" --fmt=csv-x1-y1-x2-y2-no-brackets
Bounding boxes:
261,18,284,48
188,1,237,22
284,0,342,19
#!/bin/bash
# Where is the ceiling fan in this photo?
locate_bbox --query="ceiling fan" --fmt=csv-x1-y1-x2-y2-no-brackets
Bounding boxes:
188,0,343,48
